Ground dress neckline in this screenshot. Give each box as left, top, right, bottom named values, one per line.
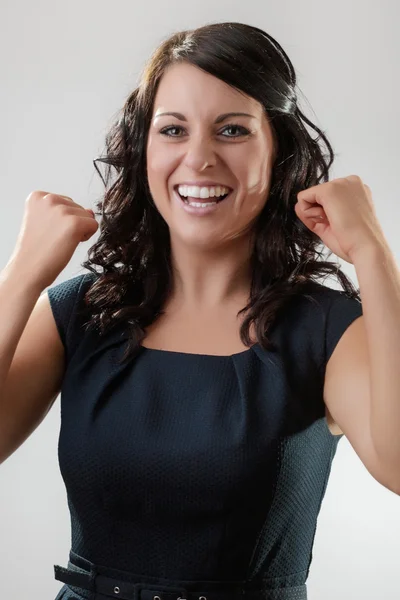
left=139, top=343, right=259, bottom=358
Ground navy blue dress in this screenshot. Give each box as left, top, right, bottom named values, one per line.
left=47, top=271, right=363, bottom=600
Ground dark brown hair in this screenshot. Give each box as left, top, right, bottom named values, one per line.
left=81, top=21, right=360, bottom=363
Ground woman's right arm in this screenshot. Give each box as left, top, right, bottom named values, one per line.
left=0, top=190, right=98, bottom=465
left=0, top=263, right=65, bottom=465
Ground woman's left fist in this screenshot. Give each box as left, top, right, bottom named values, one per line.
left=294, top=174, right=387, bottom=263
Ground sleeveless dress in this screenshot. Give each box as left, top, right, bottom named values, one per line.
left=47, top=271, right=363, bottom=600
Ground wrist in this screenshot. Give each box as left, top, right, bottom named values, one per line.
left=1, top=258, right=46, bottom=297
left=349, top=238, right=391, bottom=266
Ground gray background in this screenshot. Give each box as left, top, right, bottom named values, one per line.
left=0, top=0, right=399, bottom=598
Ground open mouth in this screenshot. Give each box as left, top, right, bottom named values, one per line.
left=174, top=186, right=232, bottom=204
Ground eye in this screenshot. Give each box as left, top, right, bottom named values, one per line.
left=159, top=125, right=183, bottom=137
left=159, top=123, right=251, bottom=138
left=220, top=124, right=251, bottom=137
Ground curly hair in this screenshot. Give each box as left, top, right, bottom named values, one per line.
left=81, top=21, right=360, bottom=364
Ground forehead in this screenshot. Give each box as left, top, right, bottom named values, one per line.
left=152, top=62, right=262, bottom=118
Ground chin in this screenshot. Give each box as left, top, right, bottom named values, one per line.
left=171, top=230, right=224, bottom=251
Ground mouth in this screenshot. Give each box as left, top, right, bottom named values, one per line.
left=173, top=185, right=232, bottom=204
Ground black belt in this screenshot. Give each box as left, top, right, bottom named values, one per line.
left=54, top=556, right=307, bottom=600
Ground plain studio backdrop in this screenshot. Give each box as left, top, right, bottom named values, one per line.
left=0, top=1, right=399, bottom=599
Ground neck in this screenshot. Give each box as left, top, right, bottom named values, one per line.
left=167, top=234, right=254, bottom=311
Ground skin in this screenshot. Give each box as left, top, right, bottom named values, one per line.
left=146, top=62, right=277, bottom=311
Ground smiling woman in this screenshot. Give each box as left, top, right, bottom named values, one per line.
left=85, top=23, right=360, bottom=364
left=44, top=21, right=366, bottom=600
left=145, top=62, right=277, bottom=242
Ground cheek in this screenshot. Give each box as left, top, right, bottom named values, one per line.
left=147, top=153, right=168, bottom=181
left=146, top=139, right=175, bottom=191
left=245, top=144, right=274, bottom=199
left=236, top=163, right=271, bottom=207
left=146, top=164, right=171, bottom=208
left=231, top=139, right=272, bottom=188
left=146, top=150, right=177, bottom=218
left=229, top=160, right=272, bottom=220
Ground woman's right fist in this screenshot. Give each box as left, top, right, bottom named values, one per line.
left=7, top=191, right=99, bottom=291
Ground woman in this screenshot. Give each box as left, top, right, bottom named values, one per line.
left=1, top=22, right=399, bottom=600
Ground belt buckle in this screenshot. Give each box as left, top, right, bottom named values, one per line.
left=133, top=581, right=190, bottom=600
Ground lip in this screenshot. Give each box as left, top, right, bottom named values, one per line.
left=173, top=188, right=232, bottom=216
left=174, top=181, right=233, bottom=191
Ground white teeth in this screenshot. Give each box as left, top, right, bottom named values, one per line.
left=177, top=184, right=230, bottom=199
left=186, top=201, right=217, bottom=208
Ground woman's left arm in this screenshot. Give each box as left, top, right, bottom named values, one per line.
left=296, top=175, right=400, bottom=494
left=351, top=241, right=400, bottom=481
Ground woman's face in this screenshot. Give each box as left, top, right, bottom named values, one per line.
left=146, top=62, right=277, bottom=250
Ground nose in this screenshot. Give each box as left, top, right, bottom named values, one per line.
left=182, top=137, right=217, bottom=171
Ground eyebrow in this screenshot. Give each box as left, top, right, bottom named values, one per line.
left=154, top=111, right=256, bottom=123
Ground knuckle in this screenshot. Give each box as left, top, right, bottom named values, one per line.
left=26, top=190, right=45, bottom=204
left=65, top=216, right=80, bottom=233
left=46, top=193, right=61, bottom=205
left=55, top=202, right=69, bottom=216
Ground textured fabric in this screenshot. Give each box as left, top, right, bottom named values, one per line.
left=47, top=272, right=363, bottom=600
left=53, top=550, right=308, bottom=600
